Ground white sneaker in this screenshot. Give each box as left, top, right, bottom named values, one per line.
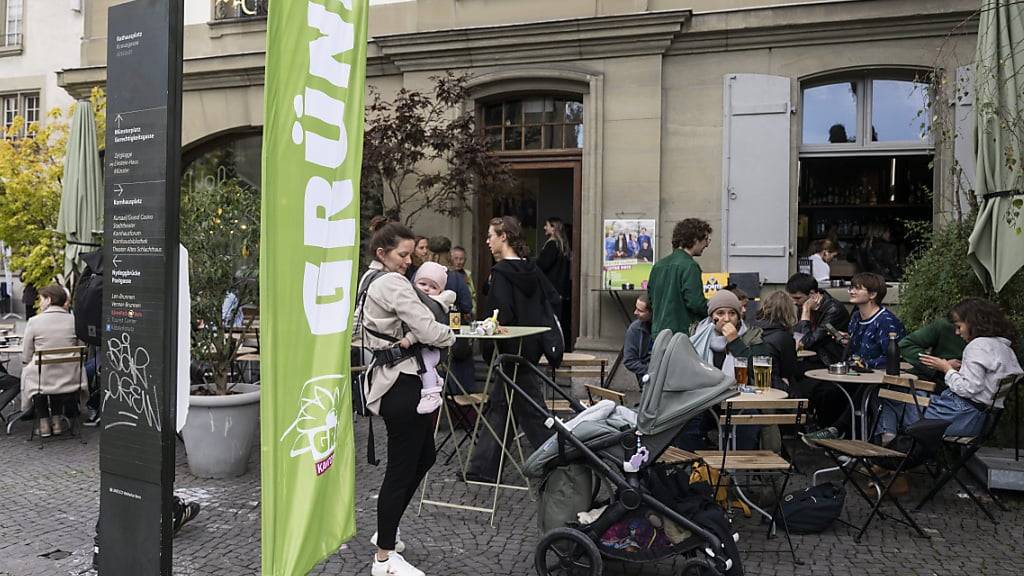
left=370, top=552, right=424, bottom=576
left=370, top=529, right=406, bottom=553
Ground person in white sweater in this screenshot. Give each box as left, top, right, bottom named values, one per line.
left=914, top=298, right=1023, bottom=437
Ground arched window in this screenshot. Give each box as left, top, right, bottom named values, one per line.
left=797, top=72, right=933, bottom=281
left=182, top=131, right=262, bottom=196
left=480, top=96, right=583, bottom=151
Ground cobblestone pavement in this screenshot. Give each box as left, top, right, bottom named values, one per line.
left=1, top=406, right=1022, bottom=576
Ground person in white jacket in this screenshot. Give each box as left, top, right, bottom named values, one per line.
left=901, top=298, right=1022, bottom=438
left=358, top=220, right=455, bottom=576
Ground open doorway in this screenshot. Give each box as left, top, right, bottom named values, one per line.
left=477, top=162, right=582, bottom=349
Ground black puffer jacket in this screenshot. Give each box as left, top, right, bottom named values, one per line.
left=482, top=259, right=562, bottom=362
left=794, top=291, right=850, bottom=365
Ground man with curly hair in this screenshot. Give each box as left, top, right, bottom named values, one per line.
left=648, top=218, right=712, bottom=335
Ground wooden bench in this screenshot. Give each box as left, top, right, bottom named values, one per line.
left=540, top=352, right=608, bottom=387
left=584, top=384, right=625, bottom=405
left=656, top=446, right=701, bottom=466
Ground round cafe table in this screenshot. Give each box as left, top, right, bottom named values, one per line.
left=724, top=386, right=789, bottom=405
left=805, top=368, right=918, bottom=441
left=797, top=350, right=817, bottom=359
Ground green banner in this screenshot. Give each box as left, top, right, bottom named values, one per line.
left=260, top=0, right=367, bottom=574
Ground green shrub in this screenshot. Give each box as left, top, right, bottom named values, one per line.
left=900, top=211, right=1024, bottom=448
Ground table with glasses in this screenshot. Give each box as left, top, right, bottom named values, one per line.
left=418, top=325, right=549, bottom=526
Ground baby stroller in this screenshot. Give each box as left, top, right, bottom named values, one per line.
left=496, top=330, right=743, bottom=576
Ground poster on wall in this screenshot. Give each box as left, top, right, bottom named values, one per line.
left=602, top=219, right=656, bottom=289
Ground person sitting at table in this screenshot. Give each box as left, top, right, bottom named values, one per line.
left=899, top=316, right=965, bottom=383
left=802, top=272, right=906, bottom=444
left=20, top=284, right=87, bottom=438
left=467, top=216, right=562, bottom=484
left=877, top=298, right=1022, bottom=443
left=786, top=273, right=849, bottom=366
left=623, top=294, right=653, bottom=387
left=808, top=239, right=838, bottom=288
left=723, top=284, right=748, bottom=319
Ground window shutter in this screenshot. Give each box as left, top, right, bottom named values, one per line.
left=722, top=74, right=793, bottom=283
left=953, top=65, right=975, bottom=214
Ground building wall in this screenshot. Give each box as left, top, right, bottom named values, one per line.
left=61, top=0, right=981, bottom=353
left=0, top=0, right=84, bottom=118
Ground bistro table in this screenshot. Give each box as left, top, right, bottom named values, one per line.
left=418, top=325, right=549, bottom=527
left=591, top=288, right=645, bottom=383
left=805, top=368, right=919, bottom=451
left=797, top=349, right=817, bottom=359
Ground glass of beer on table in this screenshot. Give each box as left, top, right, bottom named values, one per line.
left=733, top=357, right=749, bottom=385
left=753, top=356, right=773, bottom=390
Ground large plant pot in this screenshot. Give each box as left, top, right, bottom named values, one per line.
left=181, top=383, right=261, bottom=478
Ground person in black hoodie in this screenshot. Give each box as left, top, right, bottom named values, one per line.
left=467, top=216, right=561, bottom=483
left=785, top=272, right=852, bottom=433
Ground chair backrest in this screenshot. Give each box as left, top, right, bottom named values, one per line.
left=584, top=383, right=625, bottom=405
left=36, top=346, right=87, bottom=367
left=718, top=398, right=809, bottom=426
left=878, top=375, right=936, bottom=408
left=0, top=321, right=16, bottom=332
left=992, top=374, right=1021, bottom=410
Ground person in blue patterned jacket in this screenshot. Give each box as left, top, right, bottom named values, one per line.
left=803, top=272, right=906, bottom=444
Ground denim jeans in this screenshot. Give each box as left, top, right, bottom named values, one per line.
left=878, top=389, right=985, bottom=439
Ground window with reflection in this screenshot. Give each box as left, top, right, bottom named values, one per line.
left=871, top=79, right=929, bottom=142
left=481, top=96, right=583, bottom=152
left=182, top=132, right=262, bottom=196
left=213, top=0, right=268, bottom=21
left=802, top=82, right=858, bottom=144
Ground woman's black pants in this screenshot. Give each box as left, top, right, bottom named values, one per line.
left=376, top=374, right=436, bottom=551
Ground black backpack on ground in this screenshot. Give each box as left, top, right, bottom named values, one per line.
left=74, top=251, right=104, bottom=346
left=778, top=481, right=845, bottom=534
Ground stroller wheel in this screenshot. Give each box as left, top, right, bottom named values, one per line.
left=534, top=527, right=602, bottom=576
left=679, top=556, right=722, bottom=576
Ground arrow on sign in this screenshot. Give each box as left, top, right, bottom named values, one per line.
left=112, top=255, right=122, bottom=268
left=114, top=184, right=124, bottom=197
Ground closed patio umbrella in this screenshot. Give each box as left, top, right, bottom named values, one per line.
left=968, top=0, right=1024, bottom=292
left=57, top=101, right=104, bottom=278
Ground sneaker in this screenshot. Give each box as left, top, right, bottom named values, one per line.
left=371, top=552, right=424, bottom=576
left=38, top=418, right=52, bottom=438
left=801, top=426, right=841, bottom=447
left=83, top=409, right=101, bottom=427
left=172, top=500, right=201, bottom=535
left=370, top=529, right=406, bottom=553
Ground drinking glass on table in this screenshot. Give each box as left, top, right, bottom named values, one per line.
left=733, top=357, right=749, bottom=385
left=753, top=356, right=772, bottom=390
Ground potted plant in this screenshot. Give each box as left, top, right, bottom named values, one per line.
left=179, top=175, right=261, bottom=478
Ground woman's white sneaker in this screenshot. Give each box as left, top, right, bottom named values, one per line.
left=370, top=552, right=424, bottom=576
left=369, top=529, right=406, bottom=553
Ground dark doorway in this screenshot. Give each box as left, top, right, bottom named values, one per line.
left=477, top=162, right=582, bottom=348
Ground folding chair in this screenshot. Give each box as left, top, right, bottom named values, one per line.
left=29, top=346, right=87, bottom=447
left=808, top=375, right=944, bottom=542
left=583, top=383, right=625, bottom=406
left=915, top=375, right=1022, bottom=523
left=696, top=398, right=808, bottom=564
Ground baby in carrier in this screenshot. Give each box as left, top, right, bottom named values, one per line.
left=397, top=261, right=456, bottom=414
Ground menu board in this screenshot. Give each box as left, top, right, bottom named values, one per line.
left=98, top=1, right=182, bottom=574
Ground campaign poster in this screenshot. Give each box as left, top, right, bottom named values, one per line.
left=602, top=219, right=656, bottom=289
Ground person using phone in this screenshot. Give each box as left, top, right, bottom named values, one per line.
left=786, top=273, right=849, bottom=366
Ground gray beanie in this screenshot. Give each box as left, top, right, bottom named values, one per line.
left=707, top=289, right=741, bottom=316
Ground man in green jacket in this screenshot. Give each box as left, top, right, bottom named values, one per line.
left=899, top=317, right=965, bottom=382
left=648, top=218, right=713, bottom=335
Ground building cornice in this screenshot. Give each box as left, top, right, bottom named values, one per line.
left=671, top=7, right=978, bottom=55
left=372, top=10, right=692, bottom=72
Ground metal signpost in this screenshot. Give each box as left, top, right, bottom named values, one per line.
left=98, top=1, right=182, bottom=573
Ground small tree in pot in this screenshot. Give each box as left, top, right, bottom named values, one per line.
left=179, top=175, right=261, bottom=478
left=181, top=176, right=260, bottom=393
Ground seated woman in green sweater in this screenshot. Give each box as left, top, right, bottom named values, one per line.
left=899, top=317, right=966, bottom=383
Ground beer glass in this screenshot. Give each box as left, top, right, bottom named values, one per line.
left=753, top=356, right=773, bottom=390
left=733, top=357, right=749, bottom=385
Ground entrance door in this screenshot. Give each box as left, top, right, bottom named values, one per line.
left=476, top=161, right=582, bottom=348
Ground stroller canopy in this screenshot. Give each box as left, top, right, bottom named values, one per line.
left=637, top=330, right=737, bottom=436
